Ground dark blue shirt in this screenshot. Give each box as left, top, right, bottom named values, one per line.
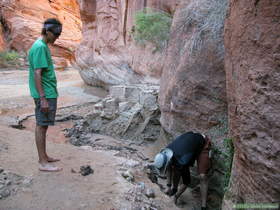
left=167, top=131, right=205, bottom=167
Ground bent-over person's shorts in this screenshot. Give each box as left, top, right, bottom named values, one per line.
left=197, top=150, right=211, bottom=174
left=34, top=98, right=57, bottom=126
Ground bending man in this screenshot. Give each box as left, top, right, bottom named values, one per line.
left=153, top=131, right=211, bottom=210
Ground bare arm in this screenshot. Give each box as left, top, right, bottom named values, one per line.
left=173, top=168, right=188, bottom=204
left=164, top=165, right=172, bottom=195
left=167, top=165, right=172, bottom=186
left=34, top=69, right=48, bottom=112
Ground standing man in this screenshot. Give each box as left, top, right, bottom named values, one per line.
left=28, top=18, right=62, bottom=172
left=153, top=131, right=211, bottom=210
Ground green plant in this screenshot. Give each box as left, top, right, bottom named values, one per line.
left=208, top=114, right=228, bottom=139
left=0, top=50, right=19, bottom=61
left=133, top=8, right=172, bottom=51
left=0, top=50, right=20, bottom=66
left=210, top=138, right=234, bottom=194
left=222, top=138, right=234, bottom=193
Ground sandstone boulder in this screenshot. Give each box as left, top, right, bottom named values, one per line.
left=159, top=0, right=228, bottom=139
left=75, top=0, right=179, bottom=88
left=0, top=0, right=82, bottom=70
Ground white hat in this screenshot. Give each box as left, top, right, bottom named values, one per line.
left=153, top=148, right=173, bottom=175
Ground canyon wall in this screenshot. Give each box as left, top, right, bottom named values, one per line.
left=223, top=0, right=280, bottom=208
left=159, top=0, right=228, bottom=138
left=158, top=1, right=229, bottom=206
left=0, top=26, right=5, bottom=51
left=75, top=0, right=178, bottom=88
left=0, top=0, right=82, bottom=69
left=1, top=0, right=279, bottom=208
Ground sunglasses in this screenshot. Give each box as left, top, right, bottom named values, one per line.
left=49, top=26, right=62, bottom=37
left=51, top=31, right=61, bottom=37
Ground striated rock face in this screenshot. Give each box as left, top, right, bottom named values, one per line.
left=0, top=0, right=82, bottom=69
left=0, top=26, right=6, bottom=51
left=76, top=0, right=178, bottom=88
left=159, top=0, right=228, bottom=138
left=223, top=0, right=280, bottom=207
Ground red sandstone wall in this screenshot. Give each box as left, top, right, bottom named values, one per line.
left=75, top=0, right=179, bottom=87
left=159, top=0, right=227, bottom=137
left=0, top=0, right=82, bottom=69
left=0, top=26, right=6, bottom=51
left=223, top=0, right=280, bottom=208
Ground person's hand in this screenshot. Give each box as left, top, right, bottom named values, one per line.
left=169, top=188, right=177, bottom=196
left=40, top=97, right=49, bottom=113
left=164, top=187, right=171, bottom=195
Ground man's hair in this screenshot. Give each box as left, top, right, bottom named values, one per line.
left=41, top=18, right=62, bottom=35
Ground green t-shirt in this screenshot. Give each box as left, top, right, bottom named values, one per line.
left=28, top=39, right=58, bottom=98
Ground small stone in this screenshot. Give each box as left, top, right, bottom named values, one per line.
left=121, top=170, right=134, bottom=182
left=94, top=102, right=103, bottom=110
left=22, top=177, right=33, bottom=186
left=80, top=203, right=88, bottom=208
left=126, top=176, right=134, bottom=182
left=0, top=168, right=4, bottom=173
left=118, top=102, right=133, bottom=113
left=71, top=168, right=77, bottom=173
left=137, top=182, right=145, bottom=192
left=122, top=159, right=140, bottom=168
left=12, top=187, right=19, bottom=193
left=0, top=189, right=10, bottom=198
left=145, top=188, right=155, bottom=198
left=5, top=180, right=11, bottom=186
left=134, top=194, right=143, bottom=202
left=22, top=187, right=32, bottom=193
left=80, top=165, right=94, bottom=176
left=79, top=146, right=92, bottom=151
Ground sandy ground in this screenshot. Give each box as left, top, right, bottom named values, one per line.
left=0, top=125, right=133, bottom=210
left=0, top=68, right=190, bottom=210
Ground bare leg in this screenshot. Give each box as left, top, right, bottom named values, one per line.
left=172, top=168, right=181, bottom=190
left=35, top=125, right=61, bottom=172
left=35, top=125, right=48, bottom=163
left=173, top=167, right=190, bottom=204
left=199, top=173, right=208, bottom=208
left=171, top=168, right=181, bottom=204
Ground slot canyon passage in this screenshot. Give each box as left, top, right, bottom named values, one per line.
left=0, top=0, right=279, bottom=210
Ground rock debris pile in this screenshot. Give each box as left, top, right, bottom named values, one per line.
left=0, top=168, right=32, bottom=199
left=66, top=85, right=161, bottom=146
